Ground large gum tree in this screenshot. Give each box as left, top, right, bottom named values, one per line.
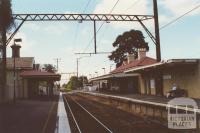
left=108, top=29, right=149, bottom=68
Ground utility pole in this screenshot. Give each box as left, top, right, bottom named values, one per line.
left=153, top=0, right=161, bottom=62
left=1, top=28, right=7, bottom=101
left=54, top=58, right=61, bottom=72
left=94, top=21, right=97, bottom=54
left=110, top=64, right=114, bottom=72
left=76, top=56, right=91, bottom=78
left=77, top=58, right=79, bottom=77
left=153, top=0, right=163, bottom=96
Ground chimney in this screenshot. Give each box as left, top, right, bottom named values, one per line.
left=127, top=54, right=135, bottom=64
left=11, top=44, right=21, bottom=58
left=138, top=48, right=146, bottom=60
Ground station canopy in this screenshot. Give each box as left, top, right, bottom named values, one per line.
left=20, top=70, right=61, bottom=81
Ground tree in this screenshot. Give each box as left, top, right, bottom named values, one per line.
left=43, top=64, right=56, bottom=73
left=108, top=29, right=149, bottom=67
left=0, top=0, right=14, bottom=101
left=78, top=76, right=88, bottom=86
left=0, top=0, right=14, bottom=31
left=66, top=76, right=80, bottom=90
left=64, top=76, right=88, bottom=91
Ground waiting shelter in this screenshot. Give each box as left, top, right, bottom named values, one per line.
left=20, top=70, right=61, bottom=98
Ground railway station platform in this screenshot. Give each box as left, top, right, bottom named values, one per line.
left=79, top=91, right=200, bottom=132
left=0, top=93, right=71, bottom=133
left=88, top=91, right=200, bottom=106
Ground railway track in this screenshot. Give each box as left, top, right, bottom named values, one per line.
left=63, top=94, right=113, bottom=133
left=63, top=93, right=182, bottom=133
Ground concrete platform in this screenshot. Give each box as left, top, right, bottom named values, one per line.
left=0, top=96, right=59, bottom=133
left=56, top=92, right=71, bottom=133
left=89, top=91, right=200, bottom=107
left=80, top=91, right=200, bottom=131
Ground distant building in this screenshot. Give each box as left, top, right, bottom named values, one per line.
left=90, top=49, right=200, bottom=99
left=90, top=48, right=157, bottom=93
left=125, top=59, right=200, bottom=98
left=1, top=43, right=61, bottom=102
left=5, top=44, right=34, bottom=101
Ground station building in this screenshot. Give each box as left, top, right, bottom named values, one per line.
left=1, top=43, right=61, bottom=102
left=90, top=49, right=200, bottom=99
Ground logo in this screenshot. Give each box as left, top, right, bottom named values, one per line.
left=167, top=97, right=198, bottom=129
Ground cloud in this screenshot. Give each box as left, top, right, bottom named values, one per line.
left=6, top=31, right=36, bottom=57
left=93, top=0, right=149, bottom=30
left=93, top=0, right=148, bottom=14
left=23, top=23, right=40, bottom=31
left=43, top=24, right=68, bottom=35
left=161, top=0, right=200, bottom=16
left=93, top=0, right=200, bottom=31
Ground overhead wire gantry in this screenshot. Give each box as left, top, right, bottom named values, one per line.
left=7, top=12, right=160, bottom=60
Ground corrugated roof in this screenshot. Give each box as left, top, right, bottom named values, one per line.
left=6, top=57, right=34, bottom=70
left=111, top=57, right=157, bottom=74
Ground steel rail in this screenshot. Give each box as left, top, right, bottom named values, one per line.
left=69, top=95, right=113, bottom=133
left=63, top=96, right=82, bottom=133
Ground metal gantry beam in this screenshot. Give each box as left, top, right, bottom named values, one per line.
left=13, top=14, right=154, bottom=22
left=9, top=13, right=159, bottom=57
left=9, top=13, right=154, bottom=55
left=6, top=16, right=28, bottom=46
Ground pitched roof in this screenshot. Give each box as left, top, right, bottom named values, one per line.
left=125, top=59, right=199, bottom=73
left=111, top=57, right=157, bottom=74
left=6, top=57, right=34, bottom=70
left=20, top=70, right=61, bottom=81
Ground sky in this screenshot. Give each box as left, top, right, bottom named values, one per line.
left=8, top=0, right=200, bottom=84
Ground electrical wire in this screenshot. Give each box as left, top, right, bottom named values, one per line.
left=72, top=0, right=92, bottom=53
left=143, top=2, right=200, bottom=40
left=85, top=1, right=200, bottom=77
left=160, top=2, right=200, bottom=30
left=82, top=0, right=120, bottom=53
left=125, top=0, right=140, bottom=11
left=95, top=0, right=141, bottom=52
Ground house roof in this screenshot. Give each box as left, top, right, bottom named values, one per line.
left=111, top=57, right=157, bottom=74
left=125, top=59, right=199, bottom=73
left=6, top=57, right=34, bottom=70
left=20, top=70, right=61, bottom=81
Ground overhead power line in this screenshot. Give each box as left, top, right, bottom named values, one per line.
left=72, top=0, right=92, bottom=53
left=160, top=2, right=200, bottom=30
left=144, top=2, right=200, bottom=40
left=97, top=0, right=140, bottom=51
left=125, top=0, right=140, bottom=11
left=82, top=0, right=120, bottom=53
left=82, top=0, right=92, bottom=13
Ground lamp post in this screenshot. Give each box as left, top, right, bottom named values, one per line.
left=102, top=67, right=105, bottom=75
left=13, top=38, right=22, bottom=103
left=110, top=64, right=114, bottom=72
left=95, top=71, right=98, bottom=77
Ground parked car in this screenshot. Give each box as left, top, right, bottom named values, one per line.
left=166, top=89, right=187, bottom=98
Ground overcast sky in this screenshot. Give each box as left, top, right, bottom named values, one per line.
left=9, top=0, right=200, bottom=83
